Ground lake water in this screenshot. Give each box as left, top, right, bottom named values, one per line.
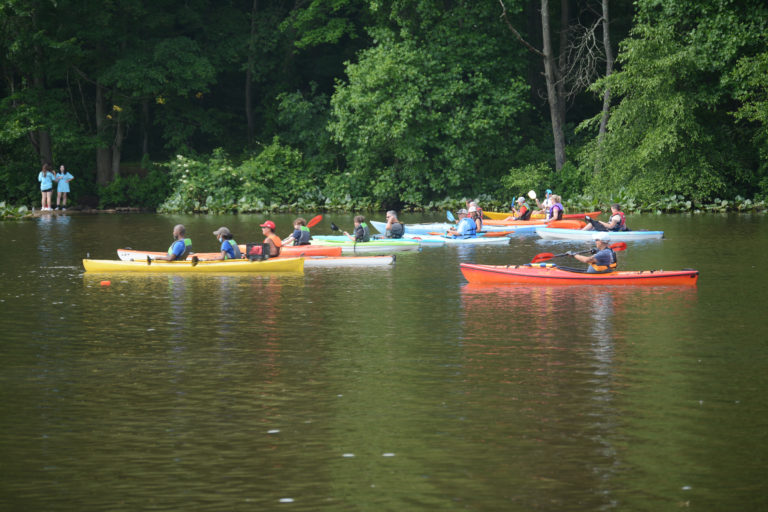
left=1, top=212, right=767, bottom=511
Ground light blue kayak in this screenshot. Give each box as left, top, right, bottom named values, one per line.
left=369, top=220, right=535, bottom=236
left=535, top=227, right=664, bottom=241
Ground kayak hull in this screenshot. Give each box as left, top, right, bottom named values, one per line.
left=483, top=210, right=600, bottom=221
left=117, top=246, right=341, bottom=262
left=84, top=257, right=304, bottom=273
left=309, top=239, right=421, bottom=254
left=460, top=263, right=698, bottom=285
left=483, top=212, right=601, bottom=226
left=368, top=220, right=528, bottom=236
left=304, top=255, right=395, bottom=267
left=536, top=227, right=664, bottom=241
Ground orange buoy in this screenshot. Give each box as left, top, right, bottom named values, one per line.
left=100, top=280, right=111, bottom=287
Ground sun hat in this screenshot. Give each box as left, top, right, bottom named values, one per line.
left=517, top=196, right=525, bottom=203
left=468, top=205, right=477, bottom=212
left=260, top=220, right=276, bottom=230
left=458, top=208, right=468, bottom=214
left=212, top=227, right=231, bottom=237
left=592, top=232, right=611, bottom=242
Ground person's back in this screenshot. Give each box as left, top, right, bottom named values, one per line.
left=354, top=222, right=371, bottom=242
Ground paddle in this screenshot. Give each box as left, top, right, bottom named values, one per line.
left=447, top=210, right=455, bottom=222
left=531, top=242, right=627, bottom=263
left=528, top=190, right=536, bottom=200
left=427, top=230, right=514, bottom=237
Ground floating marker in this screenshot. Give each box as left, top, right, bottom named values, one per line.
left=268, top=429, right=280, bottom=434
left=279, top=498, right=294, bottom=503
left=100, top=280, right=111, bottom=287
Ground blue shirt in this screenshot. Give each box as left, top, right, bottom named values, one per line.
left=454, top=217, right=477, bottom=237
left=220, top=239, right=236, bottom=259
left=170, top=240, right=187, bottom=258
left=39, top=172, right=55, bottom=190
left=587, top=248, right=616, bottom=273
left=56, top=172, right=74, bottom=193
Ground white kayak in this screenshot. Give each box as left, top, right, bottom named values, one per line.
left=535, top=227, right=664, bottom=241
left=312, top=234, right=445, bottom=246
left=309, top=239, right=421, bottom=254
left=368, top=220, right=534, bottom=236
left=406, top=234, right=511, bottom=245
left=304, top=255, right=395, bottom=267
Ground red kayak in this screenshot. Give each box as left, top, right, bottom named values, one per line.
left=460, top=263, right=699, bottom=286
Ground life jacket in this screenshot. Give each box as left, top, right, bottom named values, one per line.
left=168, top=238, right=192, bottom=260
left=295, top=226, right=311, bottom=245
left=264, top=233, right=282, bottom=256
left=549, top=203, right=564, bottom=221
left=516, top=204, right=532, bottom=220
left=589, top=248, right=617, bottom=272
left=609, top=211, right=628, bottom=231
left=355, top=223, right=371, bottom=242
left=225, top=239, right=242, bottom=259
left=388, top=222, right=404, bottom=239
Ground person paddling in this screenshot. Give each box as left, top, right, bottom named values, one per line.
left=570, top=232, right=617, bottom=273
left=213, top=227, right=242, bottom=260
left=505, top=196, right=532, bottom=221
left=284, top=217, right=312, bottom=246
left=155, top=224, right=192, bottom=261
left=343, top=215, right=371, bottom=242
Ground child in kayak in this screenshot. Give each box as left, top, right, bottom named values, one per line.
left=344, top=216, right=371, bottom=242
left=213, top=227, right=242, bottom=260
left=284, top=217, right=311, bottom=245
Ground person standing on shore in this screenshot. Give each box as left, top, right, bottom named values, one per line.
left=38, top=163, right=55, bottom=211
left=55, top=165, right=74, bottom=210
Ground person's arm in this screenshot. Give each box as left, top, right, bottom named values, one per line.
left=573, top=253, right=596, bottom=264
left=603, top=214, right=620, bottom=230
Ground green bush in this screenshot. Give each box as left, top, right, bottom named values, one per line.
left=98, top=169, right=171, bottom=209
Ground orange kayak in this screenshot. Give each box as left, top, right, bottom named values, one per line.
left=483, top=211, right=601, bottom=226
left=117, top=245, right=341, bottom=262
left=460, top=263, right=699, bottom=286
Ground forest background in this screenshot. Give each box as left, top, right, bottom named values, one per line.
left=1, top=0, right=767, bottom=214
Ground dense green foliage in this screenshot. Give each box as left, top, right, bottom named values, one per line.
left=1, top=0, right=766, bottom=212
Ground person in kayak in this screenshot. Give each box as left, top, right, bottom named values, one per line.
left=546, top=194, right=565, bottom=221
left=261, top=220, right=282, bottom=257
left=156, top=224, right=192, bottom=261
left=505, top=196, right=532, bottom=221
left=384, top=211, right=405, bottom=239
left=581, top=203, right=628, bottom=232
left=213, top=227, right=242, bottom=260
left=447, top=209, right=477, bottom=238
left=344, top=215, right=371, bottom=242
left=532, top=188, right=553, bottom=216
left=570, top=232, right=617, bottom=273
left=468, top=204, right=483, bottom=232
left=284, top=217, right=311, bottom=245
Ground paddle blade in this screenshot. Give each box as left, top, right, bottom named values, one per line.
left=330, top=222, right=340, bottom=232
left=531, top=252, right=554, bottom=263
left=611, top=242, right=627, bottom=252
left=528, top=190, right=536, bottom=200
left=307, top=214, right=323, bottom=228
left=191, top=256, right=199, bottom=267
left=447, top=211, right=455, bottom=222
left=146, top=255, right=152, bottom=265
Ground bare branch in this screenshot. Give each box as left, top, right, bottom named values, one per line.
left=499, top=0, right=545, bottom=58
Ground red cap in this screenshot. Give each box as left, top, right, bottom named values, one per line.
left=260, top=220, right=276, bottom=230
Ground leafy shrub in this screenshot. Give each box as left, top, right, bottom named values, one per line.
left=99, top=169, right=171, bottom=209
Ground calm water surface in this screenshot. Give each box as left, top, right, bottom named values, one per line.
left=1, top=212, right=767, bottom=511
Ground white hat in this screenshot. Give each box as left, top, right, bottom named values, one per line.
left=592, top=232, right=611, bottom=242
left=517, top=196, right=525, bottom=203
left=468, top=206, right=477, bottom=212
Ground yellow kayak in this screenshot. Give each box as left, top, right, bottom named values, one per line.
left=83, top=257, right=304, bottom=273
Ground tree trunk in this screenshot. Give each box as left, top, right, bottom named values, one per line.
left=95, top=84, right=112, bottom=186
left=541, top=0, right=567, bottom=171
left=595, top=0, right=614, bottom=174
left=556, top=0, right=569, bottom=135
left=111, top=118, right=123, bottom=180
left=598, top=0, right=613, bottom=140
left=32, top=68, right=53, bottom=165
left=245, top=0, right=259, bottom=144
left=142, top=100, right=150, bottom=157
